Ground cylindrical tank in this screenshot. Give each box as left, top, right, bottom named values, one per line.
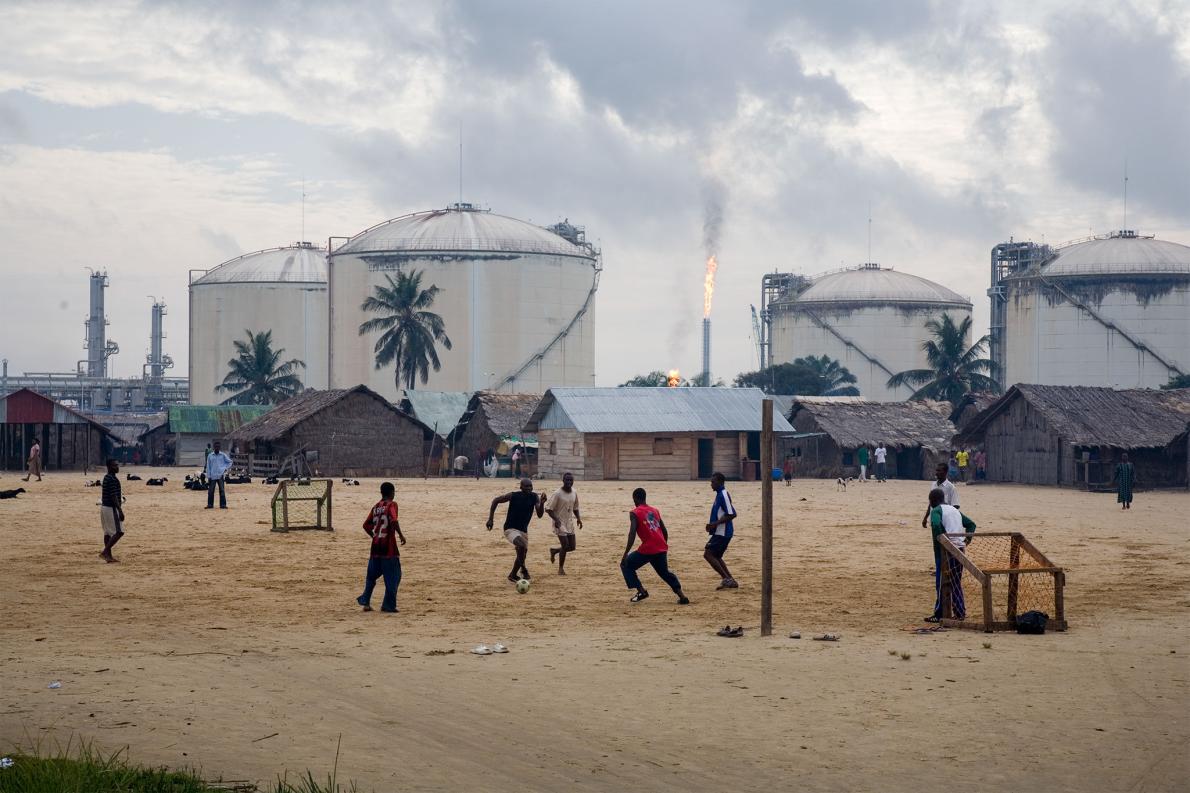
left=328, top=204, right=600, bottom=399
left=1001, top=231, right=1190, bottom=389
left=188, top=242, right=328, bottom=405
left=768, top=263, right=972, bottom=400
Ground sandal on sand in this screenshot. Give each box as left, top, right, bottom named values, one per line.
left=471, top=645, right=493, bottom=655
left=492, top=643, right=509, bottom=653
left=813, top=634, right=840, bottom=641
left=716, top=625, right=734, bottom=637
left=729, top=626, right=744, bottom=637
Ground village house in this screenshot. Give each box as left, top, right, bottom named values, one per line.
left=452, top=392, right=542, bottom=477
left=526, top=387, right=793, bottom=481
left=0, top=388, right=115, bottom=471
left=786, top=396, right=955, bottom=479
left=139, top=404, right=271, bottom=467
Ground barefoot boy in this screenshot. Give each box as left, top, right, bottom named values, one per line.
left=99, top=459, right=125, bottom=562
left=487, top=478, right=544, bottom=583
left=357, top=481, right=405, bottom=613
left=546, top=472, right=582, bottom=574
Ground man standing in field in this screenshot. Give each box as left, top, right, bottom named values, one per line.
left=921, top=462, right=959, bottom=528
left=924, top=486, right=976, bottom=622
left=956, top=447, right=970, bottom=482
left=704, top=472, right=738, bottom=589
left=620, top=487, right=691, bottom=605
left=22, top=439, right=42, bottom=482
left=204, top=440, right=233, bottom=509
left=487, top=478, right=544, bottom=583
left=99, top=458, right=126, bottom=563
left=546, top=472, right=582, bottom=575
left=874, top=443, right=888, bottom=482
left=358, top=481, right=405, bottom=613
left=857, top=444, right=869, bottom=482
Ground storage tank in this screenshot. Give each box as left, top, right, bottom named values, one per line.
left=188, top=242, right=328, bottom=405
left=768, top=263, right=973, bottom=400
left=328, top=203, right=600, bottom=399
left=997, top=230, right=1190, bottom=389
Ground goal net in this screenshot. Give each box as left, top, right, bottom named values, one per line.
left=937, top=532, right=1066, bottom=632
left=271, top=479, right=334, bottom=532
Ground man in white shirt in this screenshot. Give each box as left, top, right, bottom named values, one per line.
left=204, top=440, right=233, bottom=509
left=921, top=462, right=958, bottom=528
left=874, top=443, right=888, bottom=482
left=925, top=487, right=976, bottom=621
left=546, top=472, right=582, bottom=574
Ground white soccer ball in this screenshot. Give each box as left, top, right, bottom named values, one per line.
left=516, top=578, right=531, bottom=594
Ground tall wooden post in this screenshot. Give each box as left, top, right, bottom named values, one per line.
left=761, top=398, right=774, bottom=636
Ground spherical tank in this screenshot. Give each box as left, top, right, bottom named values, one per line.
left=188, top=243, right=329, bottom=404
left=768, top=264, right=972, bottom=400
left=1002, top=231, right=1190, bottom=389
left=328, top=204, right=600, bottom=400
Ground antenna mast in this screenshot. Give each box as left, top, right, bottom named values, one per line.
left=1123, top=160, right=1129, bottom=230
left=301, top=176, right=306, bottom=241
left=867, top=201, right=872, bottom=263
left=458, top=125, right=463, bottom=205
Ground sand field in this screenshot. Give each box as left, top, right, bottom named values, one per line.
left=1, top=470, right=1188, bottom=791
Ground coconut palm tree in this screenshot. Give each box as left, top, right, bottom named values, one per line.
left=886, top=313, right=999, bottom=405
left=793, top=355, right=861, bottom=396
left=358, top=270, right=453, bottom=390
left=216, top=329, right=306, bottom=405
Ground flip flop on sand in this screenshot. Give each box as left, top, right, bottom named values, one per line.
left=471, top=645, right=493, bottom=655
left=492, top=644, right=509, bottom=653
left=716, top=625, right=734, bottom=637
left=813, top=634, right=840, bottom=641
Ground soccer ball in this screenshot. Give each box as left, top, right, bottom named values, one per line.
left=516, top=578, right=531, bottom=594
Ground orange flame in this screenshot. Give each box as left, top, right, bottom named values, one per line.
left=703, top=254, right=717, bottom=318
left=666, top=369, right=681, bottom=387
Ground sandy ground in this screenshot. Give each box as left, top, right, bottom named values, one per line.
left=1, top=470, right=1188, bottom=792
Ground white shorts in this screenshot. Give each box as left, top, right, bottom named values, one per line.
left=504, top=529, right=527, bottom=546
left=100, top=506, right=123, bottom=537
left=553, top=523, right=576, bottom=538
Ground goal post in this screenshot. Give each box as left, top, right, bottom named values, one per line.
left=271, top=479, right=334, bottom=532
left=937, top=531, right=1066, bottom=632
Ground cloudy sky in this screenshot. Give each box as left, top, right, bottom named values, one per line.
left=1, top=0, right=1187, bottom=386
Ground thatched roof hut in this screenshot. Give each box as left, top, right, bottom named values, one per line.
left=452, top=392, right=542, bottom=474
left=956, top=384, right=1190, bottom=488
left=226, top=386, right=436, bottom=477
left=786, top=396, right=956, bottom=479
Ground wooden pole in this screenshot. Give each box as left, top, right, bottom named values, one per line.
left=761, top=398, right=773, bottom=636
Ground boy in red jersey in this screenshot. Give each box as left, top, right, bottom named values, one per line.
left=357, top=481, right=405, bottom=613
left=620, top=487, right=690, bottom=605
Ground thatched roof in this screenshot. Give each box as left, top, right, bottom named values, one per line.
left=958, top=384, right=1190, bottom=449
left=226, top=386, right=432, bottom=443
left=458, top=392, right=542, bottom=437
left=789, top=396, right=956, bottom=450
left=949, top=392, right=999, bottom=431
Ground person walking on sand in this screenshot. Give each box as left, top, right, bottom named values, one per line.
left=956, top=447, right=970, bottom=482
left=357, top=481, right=405, bottom=613
left=874, top=442, right=888, bottom=482
left=924, top=487, right=977, bottom=622
left=22, top=439, right=42, bottom=482
left=546, top=472, right=582, bottom=575
left=857, top=444, right=869, bottom=482
left=1115, top=453, right=1135, bottom=510
left=487, top=478, right=544, bottom=583
left=921, top=462, right=959, bottom=529
left=782, top=455, right=795, bottom=486
left=704, top=472, right=738, bottom=589
left=99, top=458, right=126, bottom=563
left=204, top=440, right=233, bottom=509
left=620, top=487, right=690, bottom=605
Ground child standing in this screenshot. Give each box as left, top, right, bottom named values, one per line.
left=358, top=481, right=405, bottom=613
left=99, top=458, right=126, bottom=562
left=924, top=487, right=976, bottom=622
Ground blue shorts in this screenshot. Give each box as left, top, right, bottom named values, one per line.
left=705, top=534, right=732, bottom=558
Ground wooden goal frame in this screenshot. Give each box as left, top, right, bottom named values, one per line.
left=270, top=478, right=334, bottom=532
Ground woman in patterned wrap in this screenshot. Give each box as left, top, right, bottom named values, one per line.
left=1114, top=452, right=1135, bottom=510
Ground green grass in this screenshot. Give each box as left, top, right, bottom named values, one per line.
left=0, top=740, right=359, bottom=792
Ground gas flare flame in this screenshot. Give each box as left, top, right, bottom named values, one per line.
left=666, top=369, right=681, bottom=387
left=703, top=254, right=718, bottom=318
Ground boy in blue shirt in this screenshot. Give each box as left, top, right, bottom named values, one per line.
left=704, top=472, right=739, bottom=589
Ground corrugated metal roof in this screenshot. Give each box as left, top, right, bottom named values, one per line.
left=191, top=244, right=327, bottom=285
left=335, top=207, right=595, bottom=259
left=526, top=388, right=794, bottom=434
left=167, top=404, right=272, bottom=434
left=399, top=390, right=473, bottom=436
left=777, top=265, right=970, bottom=307
left=0, top=388, right=115, bottom=435
left=1041, top=234, right=1190, bottom=278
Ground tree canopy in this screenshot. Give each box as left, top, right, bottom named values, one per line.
left=216, top=329, right=305, bottom=405
left=886, top=312, right=999, bottom=406
left=734, top=356, right=860, bottom=396
left=358, top=269, right=452, bottom=390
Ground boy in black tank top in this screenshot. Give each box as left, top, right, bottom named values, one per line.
left=487, top=478, right=545, bottom=583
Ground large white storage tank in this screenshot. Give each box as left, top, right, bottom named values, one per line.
left=188, top=243, right=329, bottom=405
left=1000, top=231, right=1190, bottom=388
left=768, top=263, right=973, bottom=400
left=328, top=203, right=600, bottom=400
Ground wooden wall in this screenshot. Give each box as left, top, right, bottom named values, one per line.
left=713, top=433, right=741, bottom=477
left=982, top=398, right=1064, bottom=485
left=1, top=423, right=107, bottom=471
left=537, top=428, right=587, bottom=479
left=282, top=391, right=429, bottom=477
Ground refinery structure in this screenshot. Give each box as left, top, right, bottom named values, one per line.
left=761, top=263, right=974, bottom=400
left=989, top=230, right=1189, bottom=390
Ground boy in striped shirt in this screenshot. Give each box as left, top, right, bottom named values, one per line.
left=99, top=459, right=126, bottom=563
left=704, top=472, right=738, bottom=589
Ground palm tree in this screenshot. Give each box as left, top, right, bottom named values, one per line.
left=358, top=270, right=452, bottom=390
left=886, top=313, right=999, bottom=405
left=216, top=329, right=306, bottom=405
left=794, top=355, right=861, bottom=396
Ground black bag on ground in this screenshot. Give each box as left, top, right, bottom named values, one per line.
left=1016, top=610, right=1049, bottom=634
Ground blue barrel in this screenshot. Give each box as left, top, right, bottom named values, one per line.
left=771, top=467, right=783, bottom=481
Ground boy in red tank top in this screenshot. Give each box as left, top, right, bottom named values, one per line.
left=619, top=487, right=690, bottom=605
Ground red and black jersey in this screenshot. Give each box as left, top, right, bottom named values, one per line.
left=363, top=499, right=400, bottom=557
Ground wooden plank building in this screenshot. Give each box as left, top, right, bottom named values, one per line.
left=956, top=384, right=1190, bottom=488
left=226, top=385, right=437, bottom=477
left=0, top=388, right=114, bottom=471
left=526, top=388, right=794, bottom=481
left=141, top=404, right=271, bottom=467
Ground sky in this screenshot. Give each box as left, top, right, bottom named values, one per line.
left=1, top=0, right=1187, bottom=386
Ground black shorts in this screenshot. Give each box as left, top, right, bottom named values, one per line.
left=705, top=534, right=732, bottom=558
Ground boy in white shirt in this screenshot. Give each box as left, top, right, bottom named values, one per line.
left=924, top=487, right=976, bottom=622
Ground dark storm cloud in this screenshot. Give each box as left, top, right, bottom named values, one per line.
left=1038, top=8, right=1190, bottom=219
